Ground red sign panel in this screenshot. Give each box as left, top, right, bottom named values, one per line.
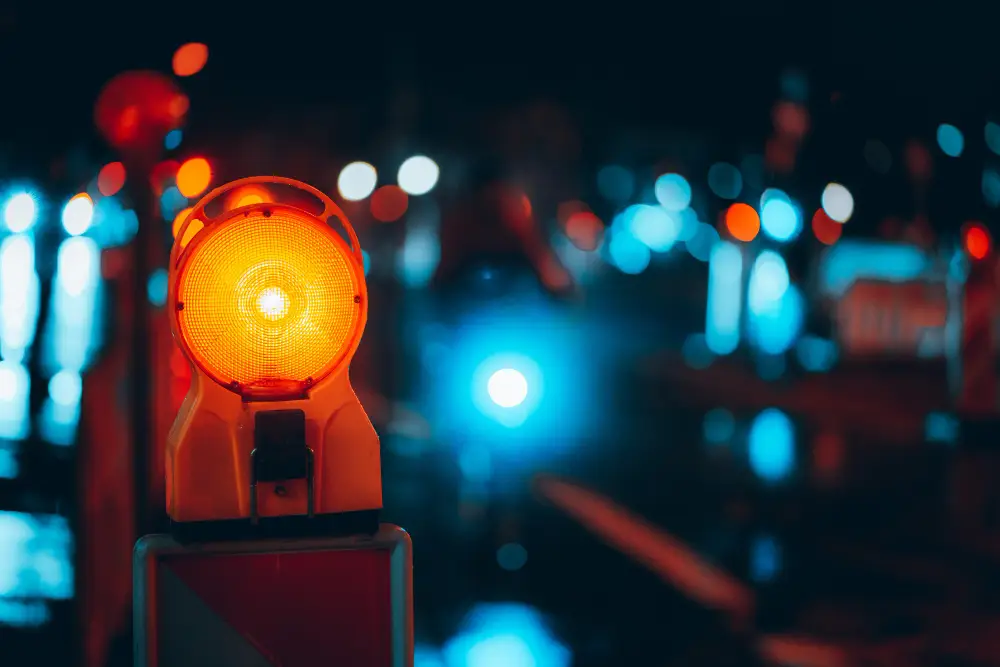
left=835, top=280, right=948, bottom=357
left=134, top=525, right=413, bottom=667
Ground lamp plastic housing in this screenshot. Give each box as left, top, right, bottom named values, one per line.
left=166, top=176, right=381, bottom=524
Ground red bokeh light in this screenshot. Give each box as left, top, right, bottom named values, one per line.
left=811, top=209, right=842, bottom=245
left=565, top=211, right=604, bottom=251
left=94, top=71, right=186, bottom=155
left=97, top=162, right=127, bottom=197
left=370, top=185, right=408, bottom=222
left=964, top=222, right=992, bottom=260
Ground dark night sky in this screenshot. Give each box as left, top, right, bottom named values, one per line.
left=2, top=3, right=1000, bottom=236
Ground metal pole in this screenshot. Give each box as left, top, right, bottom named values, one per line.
left=127, top=159, right=155, bottom=538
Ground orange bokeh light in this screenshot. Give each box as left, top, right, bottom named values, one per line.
left=964, top=222, right=992, bottom=260
left=724, top=203, right=760, bottom=242
left=172, top=43, right=209, bottom=77
left=370, top=185, right=408, bottom=222
left=176, top=158, right=212, bottom=198
left=811, top=209, right=842, bottom=245
left=97, top=162, right=127, bottom=196
left=172, top=207, right=204, bottom=248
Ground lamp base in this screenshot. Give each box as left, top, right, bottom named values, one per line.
left=169, top=509, right=380, bottom=543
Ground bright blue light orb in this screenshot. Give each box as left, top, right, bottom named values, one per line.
left=488, top=368, right=528, bottom=408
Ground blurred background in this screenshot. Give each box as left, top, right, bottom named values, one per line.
left=5, top=5, right=1000, bottom=666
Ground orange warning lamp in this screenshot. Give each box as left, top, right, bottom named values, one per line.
left=166, top=176, right=380, bottom=528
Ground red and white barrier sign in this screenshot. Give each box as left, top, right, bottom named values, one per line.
left=835, top=280, right=948, bottom=357
left=958, top=260, right=999, bottom=415
left=134, top=525, right=413, bottom=667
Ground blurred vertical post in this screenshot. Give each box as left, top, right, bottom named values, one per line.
left=950, top=250, right=1000, bottom=530
left=94, top=71, right=187, bottom=535
left=126, top=161, right=154, bottom=536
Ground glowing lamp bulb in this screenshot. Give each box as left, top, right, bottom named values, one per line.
left=257, top=287, right=289, bottom=321
left=487, top=368, right=528, bottom=408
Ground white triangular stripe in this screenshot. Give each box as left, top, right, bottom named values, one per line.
left=157, top=566, right=275, bottom=667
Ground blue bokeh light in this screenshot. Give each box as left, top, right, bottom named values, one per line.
left=596, top=165, right=634, bottom=203
left=926, top=412, right=958, bottom=444
left=3, top=192, right=38, bottom=234
left=625, top=204, right=679, bottom=252
left=759, top=189, right=801, bottom=242
left=706, top=241, right=742, bottom=355
left=427, top=294, right=593, bottom=450
left=397, top=226, right=441, bottom=287
left=703, top=408, right=735, bottom=445
left=147, top=268, right=168, bottom=307
left=748, top=408, right=795, bottom=483
left=936, top=123, right=964, bottom=157
left=496, top=543, right=528, bottom=571
left=707, top=162, right=743, bottom=200
left=750, top=534, right=782, bottom=582
left=686, top=222, right=720, bottom=262
left=159, top=186, right=187, bottom=221
left=986, top=123, right=1000, bottom=156
left=164, top=129, right=183, bottom=151
left=747, top=251, right=789, bottom=316
left=443, top=603, right=570, bottom=667
left=749, top=284, right=804, bottom=355
left=983, top=168, right=1000, bottom=208
left=653, top=173, right=692, bottom=211
left=795, top=335, right=838, bottom=372
left=818, top=240, right=929, bottom=296
left=607, top=223, right=651, bottom=274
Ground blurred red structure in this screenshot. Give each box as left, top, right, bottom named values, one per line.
left=78, top=254, right=137, bottom=667
left=94, top=71, right=187, bottom=158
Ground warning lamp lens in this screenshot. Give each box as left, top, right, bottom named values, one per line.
left=257, top=287, right=289, bottom=321
left=176, top=210, right=361, bottom=391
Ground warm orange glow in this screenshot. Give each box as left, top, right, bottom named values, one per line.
left=225, top=185, right=272, bottom=211
left=724, top=203, right=760, bottom=242
left=97, top=162, right=127, bottom=196
left=370, top=185, right=408, bottom=222
left=964, top=222, right=992, bottom=260
left=172, top=207, right=192, bottom=238
left=172, top=43, right=209, bottom=77
left=565, top=211, right=603, bottom=251
left=811, top=209, right=842, bottom=245
left=171, top=207, right=203, bottom=248
left=256, top=286, right=290, bottom=321
left=176, top=158, right=212, bottom=198
left=238, top=194, right=264, bottom=207
left=175, top=209, right=361, bottom=390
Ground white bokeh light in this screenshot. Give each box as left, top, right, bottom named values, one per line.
left=821, top=182, right=854, bottom=223
left=397, top=156, right=440, bottom=196
left=61, top=195, right=94, bottom=236
left=337, top=162, right=378, bottom=201
left=487, top=368, right=529, bottom=408
left=4, top=193, right=37, bottom=233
